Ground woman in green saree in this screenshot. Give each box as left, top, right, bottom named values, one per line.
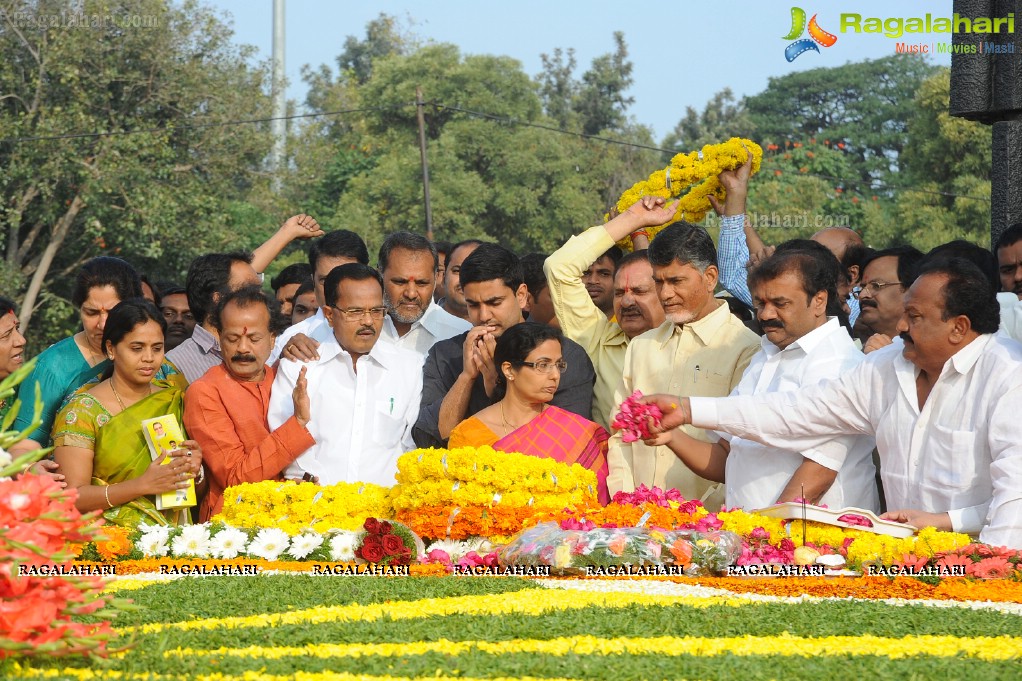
left=12, top=257, right=145, bottom=453
left=53, top=300, right=206, bottom=528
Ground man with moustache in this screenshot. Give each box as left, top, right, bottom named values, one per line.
left=184, top=286, right=315, bottom=521
left=643, top=257, right=1022, bottom=548
left=606, top=197, right=760, bottom=508
left=414, top=244, right=595, bottom=448
left=439, top=239, right=484, bottom=321
left=544, top=196, right=670, bottom=429
left=272, top=230, right=370, bottom=363
left=269, top=264, right=421, bottom=486
left=642, top=247, right=877, bottom=512
left=855, top=246, right=924, bottom=353
left=158, top=285, right=196, bottom=352
left=377, top=232, right=470, bottom=356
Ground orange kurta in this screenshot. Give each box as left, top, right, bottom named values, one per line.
left=184, top=363, right=315, bottom=521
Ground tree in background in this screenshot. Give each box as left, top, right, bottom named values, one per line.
left=289, top=28, right=658, bottom=256
left=743, top=55, right=939, bottom=185
left=0, top=0, right=274, bottom=349
left=661, top=88, right=756, bottom=152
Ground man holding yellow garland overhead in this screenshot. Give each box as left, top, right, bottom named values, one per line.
left=544, top=198, right=668, bottom=430
left=606, top=186, right=760, bottom=510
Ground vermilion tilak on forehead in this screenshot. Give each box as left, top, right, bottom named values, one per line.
left=242, top=326, right=249, bottom=335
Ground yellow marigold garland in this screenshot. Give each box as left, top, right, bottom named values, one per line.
left=612, top=137, right=763, bottom=250
left=392, top=447, right=599, bottom=541
left=214, top=480, right=394, bottom=534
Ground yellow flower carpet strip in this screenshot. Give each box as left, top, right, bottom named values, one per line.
left=166, top=633, right=1022, bottom=661
left=122, top=588, right=752, bottom=635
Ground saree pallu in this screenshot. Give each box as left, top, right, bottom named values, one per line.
left=493, top=406, right=610, bottom=505
left=91, top=385, right=189, bottom=528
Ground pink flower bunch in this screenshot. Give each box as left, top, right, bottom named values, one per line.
left=1, top=472, right=124, bottom=659
left=736, top=527, right=795, bottom=565
left=692, top=514, right=723, bottom=532
left=612, top=484, right=682, bottom=508
left=611, top=391, right=662, bottom=443
left=457, top=551, right=500, bottom=569
left=560, top=517, right=596, bottom=531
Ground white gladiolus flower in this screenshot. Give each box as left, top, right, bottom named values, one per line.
left=248, top=528, right=290, bottom=561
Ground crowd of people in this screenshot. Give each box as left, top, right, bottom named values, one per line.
left=5, top=158, right=1022, bottom=549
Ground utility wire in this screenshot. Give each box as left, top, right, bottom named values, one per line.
left=0, top=105, right=408, bottom=144
left=0, top=98, right=990, bottom=203
left=429, top=103, right=680, bottom=155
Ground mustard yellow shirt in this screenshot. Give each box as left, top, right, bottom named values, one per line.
left=544, top=225, right=627, bottom=430
left=606, top=301, right=760, bottom=510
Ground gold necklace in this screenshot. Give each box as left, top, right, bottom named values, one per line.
left=500, top=401, right=515, bottom=435
left=109, top=378, right=127, bottom=412
left=110, top=378, right=151, bottom=413
left=80, top=332, right=102, bottom=365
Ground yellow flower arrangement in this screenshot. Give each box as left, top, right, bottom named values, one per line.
left=611, top=137, right=763, bottom=251
left=214, top=480, right=394, bottom=534
left=392, top=447, right=599, bottom=540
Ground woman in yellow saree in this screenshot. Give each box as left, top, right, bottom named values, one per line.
left=449, top=323, right=610, bottom=504
left=53, top=300, right=206, bottom=528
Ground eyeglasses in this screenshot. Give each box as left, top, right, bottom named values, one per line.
left=330, top=306, right=387, bottom=321
left=851, top=281, right=902, bottom=298
left=518, top=360, right=568, bottom=374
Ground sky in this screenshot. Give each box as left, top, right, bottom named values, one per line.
left=206, top=0, right=955, bottom=140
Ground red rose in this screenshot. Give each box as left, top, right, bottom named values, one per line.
left=378, top=521, right=393, bottom=535
left=382, top=534, right=404, bottom=556
left=363, top=518, right=380, bottom=534
left=363, top=535, right=383, bottom=551
left=360, top=542, right=385, bottom=562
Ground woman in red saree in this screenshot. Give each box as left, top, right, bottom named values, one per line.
left=449, top=322, right=610, bottom=504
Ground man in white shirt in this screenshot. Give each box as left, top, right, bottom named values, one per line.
left=272, top=230, right=370, bottom=363
left=269, top=263, right=422, bottom=487
left=644, top=257, right=1022, bottom=548
left=377, top=231, right=471, bottom=356
left=646, top=244, right=877, bottom=512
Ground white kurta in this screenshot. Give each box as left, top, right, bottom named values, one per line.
left=691, top=334, right=1022, bottom=548
left=722, top=318, right=878, bottom=512
left=268, top=337, right=422, bottom=487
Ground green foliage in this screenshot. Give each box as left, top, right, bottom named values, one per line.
left=662, top=88, right=757, bottom=152
left=1, top=0, right=274, bottom=335
left=574, top=31, right=635, bottom=136
left=292, top=36, right=657, bottom=255
left=12, top=577, right=1022, bottom=680
left=744, top=55, right=940, bottom=183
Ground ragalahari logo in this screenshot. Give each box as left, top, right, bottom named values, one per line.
left=783, top=7, right=838, bottom=61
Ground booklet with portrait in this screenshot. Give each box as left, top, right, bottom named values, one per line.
left=141, top=415, right=196, bottom=510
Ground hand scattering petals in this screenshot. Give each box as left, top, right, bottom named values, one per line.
left=611, top=390, right=663, bottom=443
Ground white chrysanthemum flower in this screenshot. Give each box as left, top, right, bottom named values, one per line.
left=171, top=524, right=212, bottom=558
left=288, top=532, right=324, bottom=559
left=0, top=446, right=12, bottom=469
left=211, top=526, right=249, bottom=559
left=328, top=531, right=358, bottom=562
left=137, top=533, right=170, bottom=557
left=248, top=527, right=290, bottom=561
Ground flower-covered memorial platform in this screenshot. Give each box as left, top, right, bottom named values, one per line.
left=4, top=446, right=1022, bottom=680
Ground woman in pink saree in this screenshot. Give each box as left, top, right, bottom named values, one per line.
left=449, top=323, right=610, bottom=504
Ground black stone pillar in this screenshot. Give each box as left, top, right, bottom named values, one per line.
left=949, top=0, right=1022, bottom=246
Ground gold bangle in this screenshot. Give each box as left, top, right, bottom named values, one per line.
left=104, top=483, right=114, bottom=509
